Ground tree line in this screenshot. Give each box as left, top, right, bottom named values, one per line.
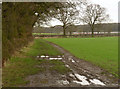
left=35, top=1, right=109, bottom=37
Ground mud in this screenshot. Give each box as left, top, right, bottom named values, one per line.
left=24, top=41, right=118, bottom=87
left=47, top=42, right=118, bottom=86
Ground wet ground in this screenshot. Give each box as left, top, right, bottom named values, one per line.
left=24, top=42, right=118, bottom=87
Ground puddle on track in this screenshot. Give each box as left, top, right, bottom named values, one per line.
left=73, top=73, right=90, bottom=85
left=65, top=65, right=70, bottom=68
left=89, top=79, right=105, bottom=86
left=68, top=57, right=75, bottom=63
left=37, top=55, right=63, bottom=60
left=49, top=58, right=62, bottom=60
left=57, top=80, right=69, bottom=85
left=68, top=73, right=105, bottom=86
left=36, top=55, right=106, bottom=86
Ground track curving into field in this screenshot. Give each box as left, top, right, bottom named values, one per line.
left=47, top=41, right=118, bottom=87
left=24, top=41, right=118, bottom=87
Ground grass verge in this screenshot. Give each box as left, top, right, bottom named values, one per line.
left=3, top=38, right=63, bottom=87
left=26, top=39, right=62, bottom=57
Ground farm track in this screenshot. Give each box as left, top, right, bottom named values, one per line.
left=47, top=41, right=118, bottom=87
left=24, top=41, right=118, bottom=87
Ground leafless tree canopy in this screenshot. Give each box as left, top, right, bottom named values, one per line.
left=80, top=4, right=109, bottom=37
left=52, top=1, right=82, bottom=36
left=35, top=1, right=110, bottom=36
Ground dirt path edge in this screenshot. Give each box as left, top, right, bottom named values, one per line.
left=46, top=41, right=118, bottom=86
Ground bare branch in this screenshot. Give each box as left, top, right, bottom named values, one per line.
left=79, top=4, right=109, bottom=37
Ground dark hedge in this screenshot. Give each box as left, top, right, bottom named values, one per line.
left=2, top=2, right=64, bottom=66
left=2, top=2, right=37, bottom=65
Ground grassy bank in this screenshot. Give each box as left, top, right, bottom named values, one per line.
left=46, top=37, right=118, bottom=77
left=3, top=39, right=65, bottom=87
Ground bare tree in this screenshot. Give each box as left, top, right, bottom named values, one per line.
left=80, top=4, right=109, bottom=37
left=53, top=2, right=79, bottom=36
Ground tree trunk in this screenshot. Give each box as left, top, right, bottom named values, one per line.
left=91, top=27, right=94, bottom=37
left=63, top=26, right=66, bottom=36
left=69, top=31, right=72, bottom=36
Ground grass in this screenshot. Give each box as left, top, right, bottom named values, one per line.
left=3, top=57, right=42, bottom=87
left=46, top=37, right=118, bottom=77
left=50, top=64, right=70, bottom=74
left=39, top=60, right=71, bottom=74
left=26, top=39, right=62, bottom=57
left=2, top=39, right=63, bottom=87
left=49, top=60, right=71, bottom=74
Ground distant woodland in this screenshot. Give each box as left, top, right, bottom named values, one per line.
left=33, top=23, right=119, bottom=34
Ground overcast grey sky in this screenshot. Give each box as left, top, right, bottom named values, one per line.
left=43, top=0, right=120, bottom=27
left=91, top=0, right=119, bottom=23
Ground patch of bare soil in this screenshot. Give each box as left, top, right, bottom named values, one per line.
left=24, top=42, right=118, bottom=87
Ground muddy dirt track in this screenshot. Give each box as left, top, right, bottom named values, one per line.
left=24, top=41, right=118, bottom=87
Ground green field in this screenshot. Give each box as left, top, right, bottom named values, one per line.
left=46, top=37, right=118, bottom=76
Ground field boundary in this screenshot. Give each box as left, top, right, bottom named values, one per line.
left=33, top=34, right=118, bottom=38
